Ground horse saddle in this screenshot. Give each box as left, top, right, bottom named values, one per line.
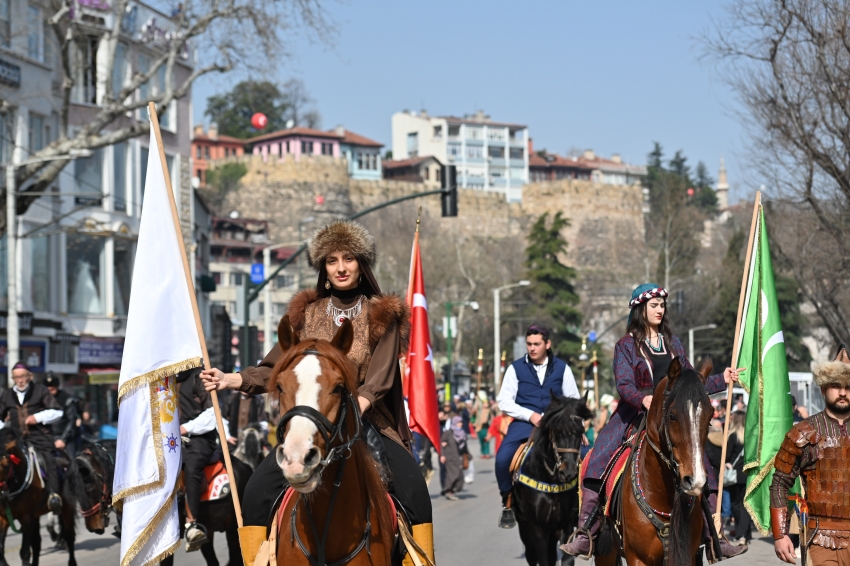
left=509, top=442, right=531, bottom=477
left=581, top=439, right=635, bottom=518
left=200, top=461, right=230, bottom=502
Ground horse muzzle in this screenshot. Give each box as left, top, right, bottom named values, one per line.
left=679, top=474, right=705, bottom=497
left=276, top=444, right=323, bottom=492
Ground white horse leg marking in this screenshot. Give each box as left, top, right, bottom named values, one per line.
left=688, top=401, right=706, bottom=488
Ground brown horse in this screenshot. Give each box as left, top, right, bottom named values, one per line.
left=0, top=428, right=77, bottom=566
left=595, top=358, right=713, bottom=566
left=67, top=440, right=117, bottom=536
left=268, top=316, right=394, bottom=566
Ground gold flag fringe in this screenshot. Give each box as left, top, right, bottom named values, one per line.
left=743, top=454, right=778, bottom=536
left=113, top=380, right=168, bottom=507
left=118, top=357, right=202, bottom=405
left=121, top=482, right=180, bottom=566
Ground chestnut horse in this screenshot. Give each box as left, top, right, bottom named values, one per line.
left=269, top=316, right=394, bottom=566
left=594, top=358, right=713, bottom=566
left=0, top=428, right=77, bottom=566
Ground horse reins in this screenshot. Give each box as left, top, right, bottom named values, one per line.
left=277, top=348, right=371, bottom=566
left=543, top=416, right=583, bottom=477
left=77, top=445, right=113, bottom=520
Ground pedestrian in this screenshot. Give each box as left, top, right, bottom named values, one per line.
left=45, top=374, right=79, bottom=458
left=473, top=390, right=492, bottom=459
left=770, top=347, right=850, bottom=566
left=457, top=400, right=471, bottom=436
left=486, top=404, right=510, bottom=454
left=200, top=220, right=434, bottom=562
left=724, top=411, right=751, bottom=545
left=563, top=283, right=746, bottom=558
left=440, top=415, right=466, bottom=501
left=495, top=323, right=580, bottom=528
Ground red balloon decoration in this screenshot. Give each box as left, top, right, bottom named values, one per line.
left=251, top=113, right=268, bottom=130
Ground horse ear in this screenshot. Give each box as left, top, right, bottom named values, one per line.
left=277, top=315, right=299, bottom=351
left=550, top=390, right=559, bottom=402
left=582, top=389, right=590, bottom=405
left=331, top=318, right=355, bottom=355
left=667, top=357, right=682, bottom=390
left=697, top=356, right=713, bottom=383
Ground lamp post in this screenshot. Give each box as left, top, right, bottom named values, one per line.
left=688, top=324, right=717, bottom=362
left=492, top=280, right=530, bottom=392
left=578, top=337, right=589, bottom=396
left=262, top=241, right=301, bottom=355
left=444, top=300, right=478, bottom=402
left=5, top=150, right=90, bottom=384
left=296, top=216, right=315, bottom=290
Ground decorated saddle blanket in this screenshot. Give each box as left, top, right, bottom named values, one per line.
left=511, top=442, right=577, bottom=494
left=580, top=440, right=634, bottom=517
left=200, top=461, right=230, bottom=502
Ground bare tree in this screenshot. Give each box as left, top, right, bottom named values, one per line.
left=2, top=0, right=332, bottom=230
left=704, top=0, right=850, bottom=344
left=282, top=77, right=321, bottom=128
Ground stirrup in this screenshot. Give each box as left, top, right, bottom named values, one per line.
left=185, top=523, right=209, bottom=552
left=563, top=528, right=594, bottom=561
left=498, top=507, right=516, bottom=529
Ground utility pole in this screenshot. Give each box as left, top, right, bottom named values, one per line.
left=5, top=162, right=17, bottom=386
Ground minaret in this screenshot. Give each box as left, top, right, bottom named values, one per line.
left=716, top=157, right=729, bottom=209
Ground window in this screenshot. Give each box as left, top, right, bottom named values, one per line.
left=74, top=149, right=103, bottom=204
left=114, top=238, right=134, bottom=316
left=27, top=6, right=44, bottom=62
left=72, top=38, right=98, bottom=104
left=321, top=142, right=333, bottom=156
left=111, top=43, right=127, bottom=98
left=406, top=132, right=418, bottom=157
left=274, top=303, right=286, bottom=316
left=212, top=272, right=222, bottom=284
left=0, top=0, right=10, bottom=48
left=258, top=301, right=264, bottom=316
left=138, top=53, right=151, bottom=100
left=488, top=146, right=505, bottom=159
left=113, top=142, right=127, bottom=212
left=423, top=167, right=429, bottom=180
left=433, top=125, right=442, bottom=139
left=436, top=168, right=441, bottom=183
left=28, top=113, right=45, bottom=152
left=140, top=146, right=149, bottom=199
left=196, top=146, right=202, bottom=159
left=510, top=147, right=524, bottom=160
left=487, top=128, right=505, bottom=141
left=196, top=168, right=202, bottom=181
left=448, top=125, right=460, bottom=138
left=467, top=146, right=483, bottom=159
left=204, top=146, right=210, bottom=159
left=275, top=274, right=294, bottom=288
left=448, top=144, right=461, bottom=159
left=301, top=141, right=313, bottom=155
left=286, top=141, right=290, bottom=153
left=230, top=272, right=243, bottom=286
left=228, top=301, right=237, bottom=316
left=67, top=234, right=105, bottom=314
left=465, top=126, right=483, bottom=140
left=31, top=235, right=52, bottom=310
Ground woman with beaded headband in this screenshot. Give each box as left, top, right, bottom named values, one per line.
left=562, top=283, right=747, bottom=559
left=201, top=219, right=434, bottom=564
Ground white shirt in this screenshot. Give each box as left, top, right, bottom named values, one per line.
left=497, top=355, right=580, bottom=422
left=0, top=384, right=64, bottom=430
left=182, top=406, right=229, bottom=437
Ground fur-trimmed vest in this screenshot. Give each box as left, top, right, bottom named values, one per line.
left=287, top=289, right=412, bottom=447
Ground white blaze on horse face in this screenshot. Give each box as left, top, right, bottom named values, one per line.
left=688, top=400, right=707, bottom=490
left=281, top=355, right=322, bottom=476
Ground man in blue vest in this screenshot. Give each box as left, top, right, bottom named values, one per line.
left=495, top=324, right=580, bottom=528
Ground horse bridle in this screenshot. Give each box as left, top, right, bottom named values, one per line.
left=77, top=444, right=113, bottom=521
left=543, top=415, right=583, bottom=477
left=276, top=348, right=371, bottom=566
left=644, top=389, right=682, bottom=488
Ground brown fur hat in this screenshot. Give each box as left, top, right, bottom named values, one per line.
left=307, top=220, right=376, bottom=271
left=814, top=345, right=850, bottom=388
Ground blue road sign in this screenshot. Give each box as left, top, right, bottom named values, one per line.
left=250, top=263, right=264, bottom=284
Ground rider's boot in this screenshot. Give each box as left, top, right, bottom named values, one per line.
left=47, top=493, right=62, bottom=514
left=402, top=523, right=436, bottom=566
left=238, top=526, right=268, bottom=566
left=498, top=491, right=516, bottom=529
left=560, top=487, right=601, bottom=559
left=185, top=522, right=209, bottom=551
left=703, top=495, right=747, bottom=559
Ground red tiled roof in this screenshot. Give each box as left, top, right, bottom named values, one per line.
left=247, top=127, right=342, bottom=144
left=192, top=133, right=245, bottom=144
left=333, top=129, right=384, bottom=148
left=529, top=152, right=595, bottom=171
left=382, top=156, right=439, bottom=169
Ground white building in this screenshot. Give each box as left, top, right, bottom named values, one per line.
left=392, top=110, right=529, bottom=202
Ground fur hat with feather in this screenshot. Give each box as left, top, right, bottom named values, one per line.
left=307, top=220, right=376, bottom=271
left=814, top=344, right=850, bottom=388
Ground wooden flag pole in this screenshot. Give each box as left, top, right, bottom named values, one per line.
left=714, top=191, right=761, bottom=530
left=148, top=102, right=243, bottom=527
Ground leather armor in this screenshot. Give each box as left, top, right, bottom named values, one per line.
left=804, top=436, right=850, bottom=522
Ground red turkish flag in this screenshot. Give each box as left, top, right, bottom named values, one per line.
left=405, top=229, right=441, bottom=454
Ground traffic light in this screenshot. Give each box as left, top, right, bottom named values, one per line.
left=441, top=164, right=457, bottom=217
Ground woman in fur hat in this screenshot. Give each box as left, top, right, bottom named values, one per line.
left=201, top=219, right=434, bottom=564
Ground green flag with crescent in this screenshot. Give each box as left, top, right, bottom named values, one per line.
left=736, top=205, right=794, bottom=534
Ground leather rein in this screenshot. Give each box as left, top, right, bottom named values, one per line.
left=77, top=444, right=114, bottom=520
left=276, top=348, right=371, bottom=566
left=542, top=416, right=583, bottom=477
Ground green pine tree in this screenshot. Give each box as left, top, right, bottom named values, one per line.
left=525, top=212, right=582, bottom=360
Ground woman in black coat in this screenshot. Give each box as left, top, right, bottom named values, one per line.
left=724, top=411, right=751, bottom=544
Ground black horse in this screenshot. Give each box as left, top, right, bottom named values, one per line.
left=161, top=453, right=253, bottom=566
left=232, top=426, right=267, bottom=470
left=0, top=427, right=77, bottom=566
left=66, top=440, right=118, bottom=536
left=513, top=392, right=592, bottom=566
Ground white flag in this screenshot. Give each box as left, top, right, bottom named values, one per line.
left=113, top=124, right=202, bottom=566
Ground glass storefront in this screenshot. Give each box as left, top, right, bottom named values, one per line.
left=114, top=238, right=134, bottom=316
left=30, top=235, right=49, bottom=311
left=67, top=234, right=105, bottom=314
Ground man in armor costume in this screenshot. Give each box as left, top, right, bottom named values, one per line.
left=770, top=346, right=850, bottom=565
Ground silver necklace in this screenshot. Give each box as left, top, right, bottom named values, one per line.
left=327, top=295, right=364, bottom=326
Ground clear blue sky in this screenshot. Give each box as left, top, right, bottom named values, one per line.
left=193, top=1, right=753, bottom=203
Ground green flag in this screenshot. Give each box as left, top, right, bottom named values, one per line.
left=736, top=205, right=794, bottom=534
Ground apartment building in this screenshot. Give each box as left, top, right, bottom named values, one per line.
left=391, top=109, right=529, bottom=202
left=192, top=124, right=246, bottom=185
left=529, top=148, right=646, bottom=186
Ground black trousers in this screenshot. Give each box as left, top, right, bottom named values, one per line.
left=26, top=431, right=59, bottom=495
left=243, top=435, right=432, bottom=527
left=728, top=484, right=753, bottom=541
left=183, top=435, right=216, bottom=520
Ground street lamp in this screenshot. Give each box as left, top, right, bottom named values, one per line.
left=444, top=300, right=478, bottom=401
left=262, top=241, right=301, bottom=355
left=492, top=280, right=530, bottom=391
left=296, top=216, right=315, bottom=290
left=688, top=324, right=717, bottom=362
left=5, top=149, right=90, bottom=384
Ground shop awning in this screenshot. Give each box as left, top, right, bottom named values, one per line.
left=86, top=368, right=121, bottom=385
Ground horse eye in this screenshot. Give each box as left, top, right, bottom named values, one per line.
left=669, top=411, right=678, bottom=422
left=277, top=384, right=283, bottom=395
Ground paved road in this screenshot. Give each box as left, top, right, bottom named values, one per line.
left=3, top=444, right=784, bottom=565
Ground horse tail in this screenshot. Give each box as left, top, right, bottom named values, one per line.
left=668, top=489, right=694, bottom=566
